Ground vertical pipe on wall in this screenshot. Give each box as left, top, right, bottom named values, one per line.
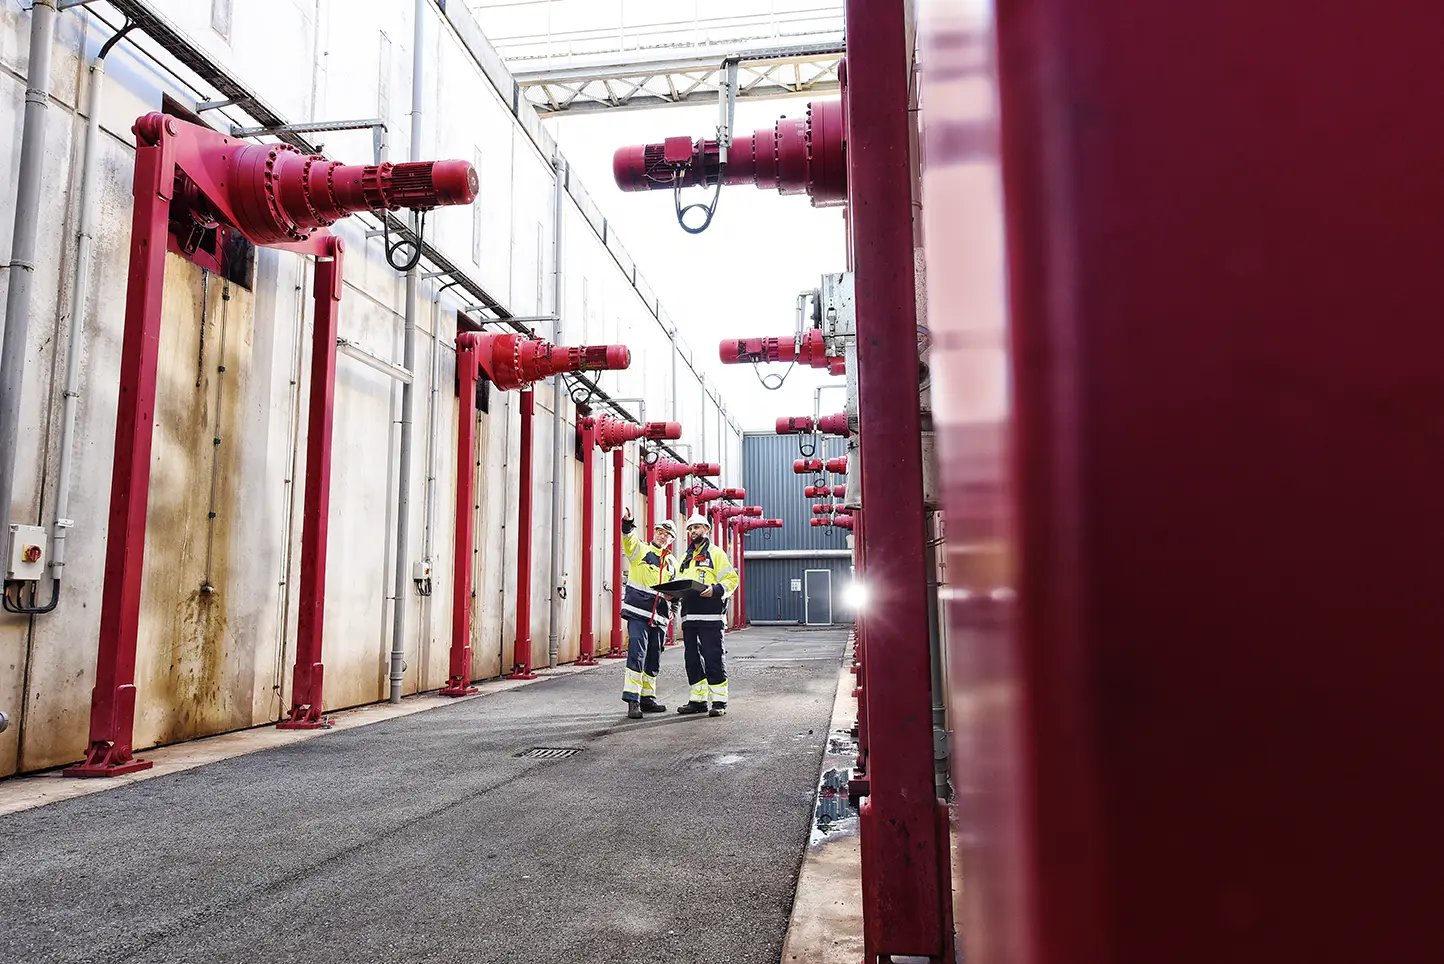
left=388, top=0, right=427, bottom=704
left=0, top=0, right=57, bottom=529
left=545, top=156, right=567, bottom=669
left=512, top=389, right=537, bottom=677
left=46, top=26, right=129, bottom=603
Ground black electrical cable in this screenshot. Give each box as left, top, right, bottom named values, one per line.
left=797, top=434, right=816, bottom=458
left=2, top=578, right=59, bottom=616
left=380, top=209, right=428, bottom=273
left=672, top=166, right=724, bottom=235
left=98, top=19, right=136, bottom=59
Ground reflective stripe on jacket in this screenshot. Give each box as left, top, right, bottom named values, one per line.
left=674, top=538, right=739, bottom=619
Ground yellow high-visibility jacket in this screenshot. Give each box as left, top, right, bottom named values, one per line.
left=621, top=519, right=677, bottom=625
left=674, top=538, right=739, bottom=623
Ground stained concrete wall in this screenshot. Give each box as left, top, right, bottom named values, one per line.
left=0, top=0, right=743, bottom=775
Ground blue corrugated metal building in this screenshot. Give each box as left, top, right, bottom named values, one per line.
left=740, top=432, right=856, bottom=624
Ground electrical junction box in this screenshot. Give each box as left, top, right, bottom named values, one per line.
left=7, top=524, right=47, bottom=581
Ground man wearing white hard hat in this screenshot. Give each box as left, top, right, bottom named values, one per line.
left=619, top=507, right=678, bottom=719
left=673, top=513, right=740, bottom=717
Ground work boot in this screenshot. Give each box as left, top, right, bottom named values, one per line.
left=676, top=701, right=709, bottom=715
left=640, top=697, right=667, bottom=714
left=709, top=702, right=728, bottom=718
left=627, top=702, right=644, bottom=720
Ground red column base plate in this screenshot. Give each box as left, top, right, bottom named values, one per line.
left=439, top=684, right=480, bottom=697
left=63, top=758, right=154, bottom=779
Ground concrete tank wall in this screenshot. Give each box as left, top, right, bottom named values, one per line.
left=0, top=0, right=743, bottom=775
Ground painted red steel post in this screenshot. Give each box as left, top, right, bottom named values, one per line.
left=62, top=121, right=175, bottom=777
left=510, top=390, right=538, bottom=678
left=847, top=0, right=954, bottom=954
left=279, top=241, right=344, bottom=727
left=608, top=447, right=626, bottom=658
left=577, top=417, right=599, bottom=665
left=442, top=339, right=482, bottom=695
left=664, top=480, right=678, bottom=645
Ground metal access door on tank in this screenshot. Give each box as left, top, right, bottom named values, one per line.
left=804, top=569, right=832, bottom=625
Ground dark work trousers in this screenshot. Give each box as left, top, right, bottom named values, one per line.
left=622, top=617, right=664, bottom=703
left=681, top=619, right=728, bottom=704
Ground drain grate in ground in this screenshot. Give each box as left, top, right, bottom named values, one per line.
left=515, top=746, right=584, bottom=760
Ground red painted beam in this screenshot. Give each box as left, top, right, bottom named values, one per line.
left=442, top=338, right=481, bottom=695
left=577, top=417, right=599, bottom=665
left=607, top=447, right=626, bottom=658
left=510, top=390, right=538, bottom=679
left=62, top=123, right=174, bottom=777
left=846, top=0, right=953, bottom=957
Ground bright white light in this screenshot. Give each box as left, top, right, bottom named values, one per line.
left=842, top=581, right=869, bottom=611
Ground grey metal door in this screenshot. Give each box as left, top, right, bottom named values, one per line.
left=804, top=569, right=832, bottom=625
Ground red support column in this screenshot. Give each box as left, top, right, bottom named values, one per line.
left=442, top=339, right=481, bottom=695
left=737, top=532, right=746, bottom=628
left=665, top=481, right=678, bottom=647
left=607, top=447, right=626, bottom=658
left=278, top=240, right=344, bottom=728
left=510, top=390, right=538, bottom=678
left=577, top=417, right=599, bottom=665
left=846, top=0, right=953, bottom=957
left=63, top=121, right=176, bottom=777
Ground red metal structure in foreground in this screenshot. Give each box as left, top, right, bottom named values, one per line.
left=843, top=2, right=953, bottom=955
left=924, top=2, right=1444, bottom=962
left=594, top=417, right=682, bottom=658
left=65, top=114, right=476, bottom=775
left=444, top=335, right=628, bottom=693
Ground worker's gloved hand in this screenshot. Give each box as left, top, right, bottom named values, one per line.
left=699, top=585, right=715, bottom=597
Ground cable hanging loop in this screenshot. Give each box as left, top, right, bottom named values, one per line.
left=672, top=164, right=724, bottom=235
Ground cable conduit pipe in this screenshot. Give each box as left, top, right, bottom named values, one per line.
left=0, top=0, right=58, bottom=545
left=546, top=156, right=567, bottom=670
left=388, top=0, right=427, bottom=704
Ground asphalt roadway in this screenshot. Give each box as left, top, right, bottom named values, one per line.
left=0, top=625, right=845, bottom=964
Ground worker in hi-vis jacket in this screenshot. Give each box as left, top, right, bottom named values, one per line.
left=620, top=506, right=678, bottom=719
left=673, top=513, right=741, bottom=718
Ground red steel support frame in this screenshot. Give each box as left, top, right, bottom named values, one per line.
left=510, top=390, right=538, bottom=678
left=66, top=119, right=354, bottom=772
left=442, top=339, right=482, bottom=695
left=64, top=114, right=475, bottom=773
left=846, top=0, right=953, bottom=957
left=577, top=417, right=599, bottom=665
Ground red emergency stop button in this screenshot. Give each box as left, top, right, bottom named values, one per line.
left=22, top=544, right=42, bottom=563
